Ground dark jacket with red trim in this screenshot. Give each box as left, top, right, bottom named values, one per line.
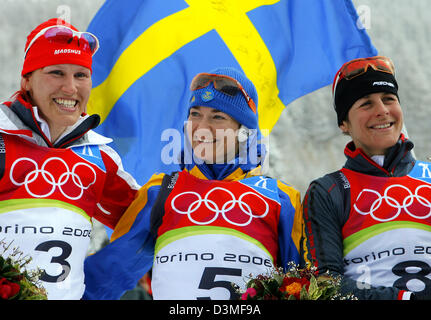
left=302, top=135, right=417, bottom=300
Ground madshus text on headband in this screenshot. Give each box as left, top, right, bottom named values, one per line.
left=54, top=48, right=81, bottom=55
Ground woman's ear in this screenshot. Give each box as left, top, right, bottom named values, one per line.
left=339, top=121, right=350, bottom=135
left=21, top=76, right=31, bottom=91
left=237, top=125, right=249, bottom=143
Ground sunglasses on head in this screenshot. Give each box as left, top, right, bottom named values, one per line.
left=332, top=56, right=395, bottom=94
left=190, top=73, right=257, bottom=114
left=25, top=25, right=100, bottom=57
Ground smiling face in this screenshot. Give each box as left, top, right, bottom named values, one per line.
left=21, top=64, right=92, bottom=142
left=187, top=106, right=241, bottom=164
left=339, top=92, right=403, bottom=157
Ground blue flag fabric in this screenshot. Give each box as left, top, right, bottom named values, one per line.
left=86, top=0, right=377, bottom=186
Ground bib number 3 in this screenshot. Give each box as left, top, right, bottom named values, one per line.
left=35, top=240, right=72, bottom=283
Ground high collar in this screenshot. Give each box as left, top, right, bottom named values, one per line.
left=183, top=162, right=263, bottom=181
left=2, top=93, right=101, bottom=148
left=343, top=134, right=415, bottom=177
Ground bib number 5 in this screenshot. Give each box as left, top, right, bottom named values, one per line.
left=35, top=240, right=72, bottom=283
left=197, top=267, right=241, bottom=300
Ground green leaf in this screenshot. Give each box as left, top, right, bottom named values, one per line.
left=265, top=279, right=280, bottom=292
left=309, top=276, right=324, bottom=300
left=273, top=273, right=285, bottom=286
left=309, top=276, right=318, bottom=294
left=299, top=285, right=309, bottom=300
left=3, top=271, right=21, bottom=279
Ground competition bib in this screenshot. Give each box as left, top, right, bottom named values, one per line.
left=151, top=171, right=281, bottom=300
left=152, top=231, right=274, bottom=300
left=0, top=204, right=91, bottom=299
left=342, top=162, right=431, bottom=293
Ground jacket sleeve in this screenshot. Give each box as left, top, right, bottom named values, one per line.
left=303, top=177, right=405, bottom=300
left=92, top=145, right=140, bottom=229
left=83, top=173, right=165, bottom=300
left=277, top=180, right=306, bottom=270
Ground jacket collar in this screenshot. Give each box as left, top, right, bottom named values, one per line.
left=343, top=134, right=415, bottom=176
left=179, top=132, right=266, bottom=180
left=1, top=94, right=102, bottom=148
left=184, top=163, right=263, bottom=181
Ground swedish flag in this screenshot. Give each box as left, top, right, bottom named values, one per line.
left=87, top=0, right=377, bottom=184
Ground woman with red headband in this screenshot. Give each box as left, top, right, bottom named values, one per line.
left=83, top=67, right=305, bottom=300
left=303, top=56, right=431, bottom=300
left=0, top=18, right=139, bottom=299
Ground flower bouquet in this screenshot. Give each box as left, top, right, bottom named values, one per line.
left=0, top=239, right=47, bottom=300
left=238, top=262, right=356, bottom=300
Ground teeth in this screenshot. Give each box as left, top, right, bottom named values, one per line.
left=373, top=123, right=391, bottom=129
left=197, top=139, right=214, bottom=143
left=54, top=98, right=77, bottom=108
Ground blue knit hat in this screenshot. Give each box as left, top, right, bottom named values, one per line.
left=188, top=67, right=259, bottom=129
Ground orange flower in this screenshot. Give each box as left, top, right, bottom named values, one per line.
left=280, top=277, right=310, bottom=300
left=284, top=282, right=302, bottom=297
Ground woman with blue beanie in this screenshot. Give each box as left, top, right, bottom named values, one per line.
left=83, top=67, right=305, bottom=300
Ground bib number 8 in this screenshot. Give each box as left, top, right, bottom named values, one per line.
left=392, top=260, right=431, bottom=293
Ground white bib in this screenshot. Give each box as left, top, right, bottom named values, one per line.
left=152, top=233, right=274, bottom=300
left=0, top=205, right=91, bottom=299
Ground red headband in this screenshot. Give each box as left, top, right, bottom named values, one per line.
left=21, top=18, right=93, bottom=76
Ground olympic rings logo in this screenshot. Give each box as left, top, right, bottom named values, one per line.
left=10, top=157, right=97, bottom=200
left=171, top=187, right=269, bottom=226
left=353, top=184, right=431, bottom=222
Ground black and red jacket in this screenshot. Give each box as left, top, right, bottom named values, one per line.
left=303, top=135, right=419, bottom=300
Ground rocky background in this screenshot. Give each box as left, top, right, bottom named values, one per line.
left=1, top=0, right=430, bottom=251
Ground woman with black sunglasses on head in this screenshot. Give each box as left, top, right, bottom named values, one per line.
left=302, top=56, right=431, bottom=300
left=0, top=18, right=139, bottom=299
left=83, top=67, right=306, bottom=300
